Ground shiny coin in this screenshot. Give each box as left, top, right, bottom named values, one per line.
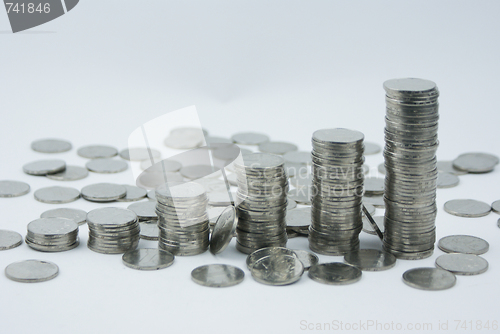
left=308, top=263, right=362, bottom=285
left=258, top=141, right=298, bottom=155
left=288, top=188, right=311, bottom=205
left=362, top=215, right=384, bottom=235
left=23, top=159, right=66, bottom=176
left=208, top=206, right=227, bottom=225
left=0, top=180, right=30, bottom=197
left=41, top=208, right=87, bottom=226
left=122, top=248, right=174, bottom=270
left=208, top=191, right=235, bottom=206
left=81, top=183, right=127, bottom=202
left=116, top=185, right=147, bottom=202
left=283, top=151, right=312, bottom=165
left=119, top=148, right=161, bottom=161
left=86, top=158, right=128, bottom=173
left=34, top=186, right=80, bottom=204
left=491, top=200, right=500, bottom=214
left=438, top=235, right=489, bottom=255
left=0, top=230, right=23, bottom=250
left=5, top=259, right=59, bottom=283
left=364, top=142, right=381, bottom=155
left=87, top=207, right=137, bottom=227
left=127, top=201, right=157, bottom=220
left=136, top=171, right=183, bottom=190
left=444, top=199, right=491, bottom=218
left=402, top=267, right=456, bottom=291
left=180, top=165, right=219, bottom=179
left=437, top=160, right=467, bottom=176
left=437, top=172, right=459, bottom=188
left=46, top=165, right=88, bottom=181
left=191, top=264, right=244, bottom=287
left=31, top=138, right=72, bottom=153
left=251, top=254, right=304, bottom=286
left=286, top=207, right=311, bottom=228
left=77, top=145, right=118, bottom=159
left=140, top=159, right=182, bottom=172
left=452, top=152, right=499, bottom=173
left=292, top=249, right=318, bottom=270
left=364, top=177, right=385, bottom=196
left=210, top=206, right=237, bottom=254
left=139, top=222, right=159, bottom=240
left=344, top=249, right=396, bottom=271
left=435, top=253, right=488, bottom=275
left=231, top=132, right=269, bottom=145
left=164, top=127, right=205, bottom=149
left=246, top=247, right=297, bottom=269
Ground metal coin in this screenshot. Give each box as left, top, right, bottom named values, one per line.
left=258, top=141, right=298, bottom=155
left=0, top=180, right=30, bottom=197
left=436, top=172, right=459, bottom=188
left=31, top=138, right=72, bottom=153
left=77, top=145, right=118, bottom=159
left=362, top=215, right=384, bottom=235
left=384, top=77, right=437, bottom=94
left=308, top=262, right=362, bottom=285
left=41, top=208, right=87, bottom=226
left=87, top=207, right=138, bottom=226
left=402, top=267, right=456, bottom=291
left=435, top=253, right=488, bottom=275
left=116, top=185, right=147, bottom=202
left=34, top=186, right=80, bottom=204
left=437, top=160, right=467, bottom=176
left=283, top=151, right=312, bottom=165
left=443, top=199, right=491, bottom=218
left=180, top=165, right=219, bottom=179
left=364, top=177, right=385, bottom=195
left=363, top=203, right=376, bottom=216
left=139, top=222, right=159, bottom=240
left=0, top=230, right=23, bottom=250
left=231, top=132, right=269, bottom=145
left=246, top=247, right=297, bottom=269
left=164, top=134, right=203, bottom=149
left=23, top=159, right=66, bottom=176
left=452, top=152, right=499, bottom=173
left=363, top=196, right=385, bottom=208
left=292, top=249, right=318, bottom=270
left=191, top=264, right=244, bottom=287
left=491, top=200, right=500, bottom=214
left=191, top=178, right=226, bottom=193
left=122, top=248, right=174, bottom=270
left=288, top=188, right=311, bottom=205
left=208, top=206, right=227, bottom=225
left=81, top=183, right=127, bottom=202
left=136, top=171, right=183, bottom=190
left=287, top=199, right=297, bottom=210
left=46, top=165, right=89, bottom=181
left=251, top=254, right=304, bottom=286
left=86, top=158, right=128, bottom=173
left=286, top=207, right=311, bottom=228
left=140, top=159, right=182, bottom=172
left=377, top=163, right=386, bottom=175
left=364, top=142, right=381, bottom=155
left=119, top=148, right=161, bottom=161
left=438, top=235, right=489, bottom=255
left=208, top=191, right=235, bottom=207
left=205, top=136, right=232, bottom=147
left=127, top=201, right=157, bottom=220
left=210, top=206, right=237, bottom=254
left=344, top=249, right=396, bottom=271
left=5, top=260, right=59, bottom=283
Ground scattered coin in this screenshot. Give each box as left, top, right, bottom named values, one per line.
left=364, top=177, right=385, bottom=196
left=139, top=222, right=159, bottom=240
left=31, top=138, right=72, bottom=153
left=81, top=183, right=127, bottom=202
left=116, top=185, right=147, bottom=202
left=127, top=201, right=157, bottom=221
left=292, top=249, right=318, bottom=270
left=452, top=152, right=499, bottom=173
left=140, top=159, right=182, bottom=172
left=308, top=263, right=362, bottom=285
left=436, top=172, right=460, bottom=188
left=122, top=248, right=174, bottom=270
left=180, top=165, right=219, bottom=180
left=193, top=178, right=227, bottom=193
left=209, top=206, right=237, bottom=254
left=362, top=215, right=384, bottom=235
left=436, top=160, right=467, bottom=176
left=164, top=128, right=204, bottom=149
left=191, top=264, right=245, bottom=287
left=364, top=142, right=381, bottom=155
left=5, top=260, right=59, bottom=283
left=205, top=136, right=233, bottom=147
left=34, top=186, right=80, bottom=204
left=246, top=247, right=297, bottom=269
left=251, top=254, right=304, bottom=286
left=26, top=218, right=79, bottom=252
left=286, top=207, right=311, bottom=228
left=258, top=141, right=298, bottom=155
left=491, top=200, right=500, bottom=214
left=402, top=267, right=456, bottom=291
left=41, top=208, right=87, bottom=226
left=23, top=159, right=66, bottom=176
left=0, top=230, right=23, bottom=250
left=283, top=151, right=311, bottom=165
left=363, top=196, right=385, bottom=208
left=231, top=132, right=269, bottom=145
left=119, top=148, right=161, bottom=161
left=46, top=165, right=89, bottom=181
left=136, top=171, right=183, bottom=190
left=0, top=180, right=30, bottom=198
left=77, top=145, right=118, bottom=159
left=86, top=158, right=128, bottom=173
left=287, top=188, right=311, bottom=205
left=435, top=253, right=488, bottom=276
left=444, top=199, right=491, bottom=218
left=438, top=235, right=489, bottom=255
left=344, top=249, right=396, bottom=271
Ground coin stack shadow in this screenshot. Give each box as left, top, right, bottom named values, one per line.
left=26, top=218, right=79, bottom=252
left=382, top=78, right=439, bottom=259
left=309, top=129, right=365, bottom=255
left=156, top=182, right=209, bottom=256
left=234, top=153, right=288, bottom=254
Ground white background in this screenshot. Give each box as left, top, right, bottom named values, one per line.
left=1, top=1, right=500, bottom=333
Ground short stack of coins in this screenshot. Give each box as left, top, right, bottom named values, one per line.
left=87, top=207, right=140, bottom=254
left=26, top=218, right=79, bottom=252
left=234, top=153, right=288, bottom=254
left=382, top=78, right=439, bottom=259
left=155, top=182, right=209, bottom=256
left=309, top=128, right=364, bottom=255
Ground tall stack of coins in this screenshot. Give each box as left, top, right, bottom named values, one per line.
left=234, top=153, right=288, bottom=254
left=382, top=78, right=439, bottom=259
left=156, top=182, right=209, bottom=256
left=309, top=128, right=364, bottom=255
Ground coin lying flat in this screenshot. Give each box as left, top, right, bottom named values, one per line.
left=364, top=177, right=385, bottom=196
left=139, top=222, right=159, bottom=240
left=344, top=249, right=396, bottom=271
left=444, top=199, right=491, bottom=218
left=287, top=199, right=297, bottom=210
left=31, top=138, right=72, bottom=153
left=0, top=180, right=30, bottom=197
left=437, top=160, right=467, bottom=176
left=119, top=148, right=161, bottom=161
left=23, top=159, right=66, bottom=176
left=437, top=172, right=459, bottom=188
left=136, top=171, right=184, bottom=189
left=81, top=183, right=127, bottom=202
left=127, top=201, right=157, bottom=220
left=435, top=253, right=488, bottom=276
left=140, top=159, right=182, bottom=172
left=34, top=186, right=80, bottom=204
left=77, top=145, right=118, bottom=159
left=438, top=235, right=489, bottom=255
left=363, top=196, right=385, bottom=208
left=258, top=141, right=298, bottom=155
left=231, top=132, right=269, bottom=145
left=0, top=230, right=23, bottom=250
left=452, top=152, right=499, bottom=173
left=286, top=207, right=311, bottom=228
left=5, top=260, right=59, bottom=283
left=402, top=267, right=456, bottom=291
left=46, top=166, right=89, bottom=181
left=308, top=263, right=362, bottom=285
left=180, top=165, right=219, bottom=180
left=86, top=158, right=128, bottom=173
left=283, top=151, right=312, bottom=165
left=287, top=188, right=311, bottom=205
left=164, top=127, right=205, bottom=149
left=246, top=247, right=297, bottom=269
left=208, top=191, right=235, bottom=206
left=251, top=254, right=304, bottom=286
left=364, top=142, right=381, bottom=155
left=191, top=264, right=245, bottom=287
left=122, top=248, right=174, bottom=270
left=210, top=206, right=237, bottom=254
left=41, top=208, right=87, bottom=226
left=116, top=185, right=147, bottom=202
left=292, top=249, right=319, bottom=270
left=362, top=215, right=384, bottom=235
left=491, top=200, right=500, bottom=214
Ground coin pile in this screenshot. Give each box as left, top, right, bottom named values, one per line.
left=87, top=207, right=140, bottom=254
left=382, top=78, right=439, bottom=259
left=309, top=128, right=364, bottom=255
left=26, top=218, right=79, bottom=252
left=234, top=153, right=288, bottom=254
left=155, top=182, right=209, bottom=256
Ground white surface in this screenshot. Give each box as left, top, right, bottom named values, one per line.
left=1, top=1, right=500, bottom=333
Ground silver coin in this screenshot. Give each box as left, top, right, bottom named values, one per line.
left=308, top=263, right=362, bottom=285
left=344, top=249, right=396, bottom=271
left=122, top=248, right=174, bottom=270
left=0, top=180, right=30, bottom=197
left=77, top=145, right=118, bottom=159
left=41, top=208, right=87, bottom=226
left=258, top=141, right=298, bottom=155
left=191, top=264, right=244, bottom=287
left=147, top=190, right=156, bottom=201
left=435, top=253, right=488, bottom=275
left=87, top=207, right=137, bottom=226
left=31, top=138, right=72, bottom=153
left=363, top=196, right=385, bottom=208
left=116, top=185, right=147, bottom=202
left=402, top=267, right=456, bottom=291
left=140, top=159, right=182, bottom=172
left=0, top=230, right=23, bottom=250
left=127, top=201, right=157, bottom=220
left=362, top=215, right=384, bottom=235
left=292, top=249, right=318, bottom=270
left=81, top=183, right=127, bottom=202
left=231, top=132, right=269, bottom=145
left=5, top=259, right=59, bottom=283
left=23, top=159, right=66, bottom=176
left=86, top=158, right=128, bottom=173
left=364, top=177, right=385, bottom=195
left=364, top=142, right=381, bottom=155
left=180, top=165, right=219, bottom=180
left=437, top=160, right=467, bottom=176
left=170, top=127, right=208, bottom=137
left=436, top=172, right=459, bottom=188
left=208, top=206, right=227, bottom=225
left=246, top=247, right=297, bottom=269
left=384, top=77, right=437, bottom=94
left=165, top=127, right=205, bottom=149
left=286, top=207, right=311, bottom=228
left=139, top=222, right=159, bottom=240
left=283, top=151, right=312, bottom=165
left=438, top=235, right=489, bottom=255
left=208, top=191, right=235, bottom=206
left=377, top=163, right=386, bottom=175
left=34, top=186, right=80, bottom=204
left=193, top=178, right=227, bottom=193
left=287, top=199, right=297, bottom=210
left=444, top=199, right=491, bottom=218
left=452, top=152, right=499, bottom=173
left=210, top=206, right=237, bottom=254
left=205, top=136, right=233, bottom=146
left=491, top=200, right=500, bottom=214
left=119, top=148, right=161, bottom=161
left=288, top=188, right=311, bottom=205
left=251, top=254, right=304, bottom=286
left=136, top=171, right=184, bottom=189
left=46, top=165, right=89, bottom=181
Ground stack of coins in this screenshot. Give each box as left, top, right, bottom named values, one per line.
left=87, top=207, right=140, bottom=254
left=309, top=129, right=364, bottom=255
left=234, top=153, right=288, bottom=254
left=156, top=182, right=209, bottom=256
left=382, top=78, right=439, bottom=259
left=26, top=218, right=79, bottom=252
